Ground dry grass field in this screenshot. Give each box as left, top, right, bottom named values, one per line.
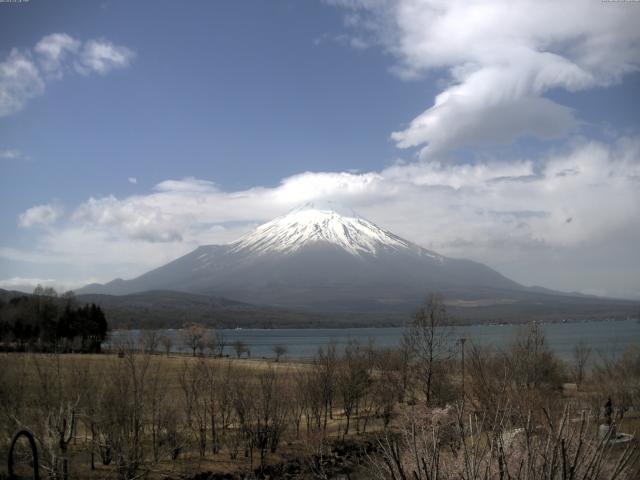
left=1, top=321, right=639, bottom=479
left=0, top=351, right=387, bottom=479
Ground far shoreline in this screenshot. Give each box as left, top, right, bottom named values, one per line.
left=108, top=315, right=639, bottom=332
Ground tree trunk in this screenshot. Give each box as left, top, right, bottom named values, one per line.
left=91, top=424, right=95, bottom=470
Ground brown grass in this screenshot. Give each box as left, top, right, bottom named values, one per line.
left=0, top=352, right=368, bottom=479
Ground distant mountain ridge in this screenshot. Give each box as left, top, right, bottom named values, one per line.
left=2, top=287, right=637, bottom=329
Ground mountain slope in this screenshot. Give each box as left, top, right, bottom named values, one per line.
left=78, top=202, right=525, bottom=311
left=73, top=290, right=358, bottom=329
left=3, top=288, right=637, bottom=329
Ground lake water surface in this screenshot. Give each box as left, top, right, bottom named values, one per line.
left=108, top=319, right=640, bottom=361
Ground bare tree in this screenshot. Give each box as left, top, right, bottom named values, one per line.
left=299, top=368, right=325, bottom=434
left=145, top=359, right=178, bottom=464
left=369, top=404, right=640, bottom=480
left=466, top=343, right=509, bottom=418
left=396, top=336, right=413, bottom=403
left=230, top=370, right=255, bottom=466
left=160, top=335, right=173, bottom=356
left=140, top=330, right=160, bottom=354
left=68, top=357, right=105, bottom=472
left=316, top=342, right=338, bottom=430
left=404, top=293, right=452, bottom=406
left=572, top=339, right=592, bottom=389
left=203, top=330, right=218, bottom=357
left=464, top=324, right=565, bottom=424
left=509, top=323, right=564, bottom=420
left=216, top=330, right=227, bottom=357
left=511, top=322, right=551, bottom=390
left=272, top=344, right=288, bottom=362
left=43, top=401, right=78, bottom=480
left=233, top=367, right=289, bottom=469
left=215, top=361, right=236, bottom=443
left=370, top=348, right=401, bottom=429
left=592, top=345, right=640, bottom=422
left=178, top=359, right=209, bottom=457
left=180, top=324, right=206, bottom=356
left=97, top=349, right=154, bottom=479
left=337, top=340, right=369, bottom=435
left=232, top=340, right=247, bottom=359
left=290, top=370, right=308, bottom=438
left=203, top=360, right=221, bottom=454
left=0, top=354, right=28, bottom=455
left=29, top=354, right=79, bottom=480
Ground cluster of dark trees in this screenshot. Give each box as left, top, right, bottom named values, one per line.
left=0, top=285, right=108, bottom=353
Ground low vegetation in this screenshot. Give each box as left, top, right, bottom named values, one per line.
left=0, top=294, right=638, bottom=479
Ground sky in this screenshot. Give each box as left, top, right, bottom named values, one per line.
left=1, top=0, right=639, bottom=299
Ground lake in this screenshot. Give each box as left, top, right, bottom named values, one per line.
left=107, top=318, right=640, bottom=361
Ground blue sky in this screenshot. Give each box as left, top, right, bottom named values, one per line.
left=1, top=0, right=640, bottom=299
left=1, top=1, right=427, bottom=198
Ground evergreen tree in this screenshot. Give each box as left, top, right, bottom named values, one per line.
left=0, top=289, right=109, bottom=353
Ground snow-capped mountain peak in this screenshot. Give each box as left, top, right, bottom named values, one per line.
left=76, top=201, right=528, bottom=311
left=229, top=202, right=423, bottom=256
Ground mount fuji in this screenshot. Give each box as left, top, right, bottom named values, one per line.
left=78, top=202, right=531, bottom=311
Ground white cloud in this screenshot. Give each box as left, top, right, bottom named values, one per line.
left=18, top=203, right=64, bottom=228
left=128, top=177, right=137, bottom=184
left=0, top=33, right=134, bottom=117
left=154, top=177, right=218, bottom=193
left=34, top=33, right=81, bottom=76
left=76, top=39, right=135, bottom=75
left=314, top=32, right=370, bottom=50
left=0, top=149, right=29, bottom=161
left=3, top=136, right=639, bottom=298
left=0, top=50, right=45, bottom=117
left=72, top=195, right=185, bottom=243
left=327, top=0, right=640, bottom=156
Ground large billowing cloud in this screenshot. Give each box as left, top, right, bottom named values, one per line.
left=5, top=137, right=640, bottom=298
left=0, top=33, right=134, bottom=117
left=327, top=0, right=640, bottom=156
